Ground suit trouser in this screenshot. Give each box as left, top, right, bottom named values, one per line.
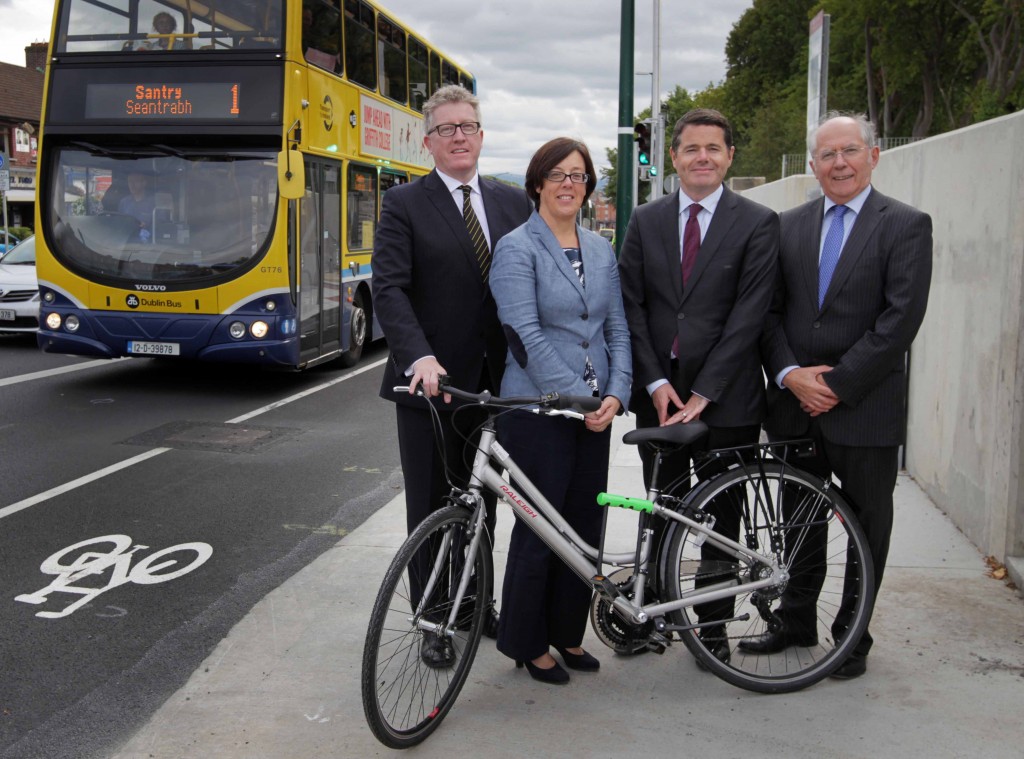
left=395, top=402, right=497, bottom=609
left=769, top=421, right=898, bottom=658
left=495, top=411, right=610, bottom=662
left=636, top=410, right=761, bottom=628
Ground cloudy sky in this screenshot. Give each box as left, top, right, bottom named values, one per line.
left=0, top=0, right=753, bottom=174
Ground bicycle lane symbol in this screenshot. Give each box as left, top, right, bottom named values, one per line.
left=14, top=534, right=213, bottom=619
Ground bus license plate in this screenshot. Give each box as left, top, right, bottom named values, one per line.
left=127, top=340, right=180, bottom=356
left=0, top=309, right=14, bottom=321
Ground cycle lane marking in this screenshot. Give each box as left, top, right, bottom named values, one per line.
left=0, top=357, right=386, bottom=521
left=0, top=357, right=131, bottom=388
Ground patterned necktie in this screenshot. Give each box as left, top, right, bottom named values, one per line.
left=681, top=202, right=702, bottom=286
left=818, top=204, right=848, bottom=308
left=460, top=185, right=490, bottom=281
left=672, top=203, right=703, bottom=357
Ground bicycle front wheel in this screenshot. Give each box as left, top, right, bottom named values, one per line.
left=361, top=504, right=492, bottom=749
left=661, top=462, right=874, bottom=693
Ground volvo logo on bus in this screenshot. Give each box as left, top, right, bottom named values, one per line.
left=126, top=294, right=140, bottom=309
left=134, top=284, right=167, bottom=291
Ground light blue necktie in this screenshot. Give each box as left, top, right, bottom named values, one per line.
left=818, top=205, right=848, bottom=308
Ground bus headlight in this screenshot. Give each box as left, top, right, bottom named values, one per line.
left=229, top=321, right=246, bottom=339
left=265, top=299, right=276, bottom=312
left=250, top=320, right=269, bottom=339
left=65, top=315, right=81, bottom=333
left=45, top=312, right=62, bottom=330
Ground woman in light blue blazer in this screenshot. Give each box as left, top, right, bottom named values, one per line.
left=490, top=137, right=632, bottom=684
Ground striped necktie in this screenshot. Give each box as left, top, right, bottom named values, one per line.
left=460, top=185, right=490, bottom=281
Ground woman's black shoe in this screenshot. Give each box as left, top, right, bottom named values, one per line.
left=516, top=658, right=570, bottom=684
left=554, top=646, right=600, bottom=671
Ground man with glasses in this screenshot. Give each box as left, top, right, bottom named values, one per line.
left=754, top=111, right=932, bottom=679
left=618, top=108, right=779, bottom=670
left=373, top=85, right=531, bottom=666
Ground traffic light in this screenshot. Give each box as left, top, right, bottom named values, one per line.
left=634, top=123, right=651, bottom=167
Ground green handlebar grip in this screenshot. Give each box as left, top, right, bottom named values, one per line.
left=597, top=492, right=654, bottom=513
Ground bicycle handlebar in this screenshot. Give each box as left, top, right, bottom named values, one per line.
left=393, top=375, right=603, bottom=414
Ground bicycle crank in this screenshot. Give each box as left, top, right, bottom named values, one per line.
left=589, top=568, right=658, bottom=655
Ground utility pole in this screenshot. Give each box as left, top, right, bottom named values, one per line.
left=614, top=0, right=634, bottom=257
left=650, top=0, right=663, bottom=200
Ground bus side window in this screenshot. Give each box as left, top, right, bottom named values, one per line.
left=344, top=0, right=376, bottom=90
left=378, top=15, right=407, bottom=106
left=347, top=164, right=377, bottom=251
left=303, top=0, right=342, bottom=74
left=408, top=37, right=428, bottom=112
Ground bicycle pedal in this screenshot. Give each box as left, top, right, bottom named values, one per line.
left=592, top=575, right=623, bottom=599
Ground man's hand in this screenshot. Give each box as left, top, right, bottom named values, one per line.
left=409, top=357, right=451, bottom=403
left=651, top=383, right=685, bottom=426
left=783, top=365, right=839, bottom=416
left=585, top=396, right=621, bottom=433
left=663, top=394, right=709, bottom=426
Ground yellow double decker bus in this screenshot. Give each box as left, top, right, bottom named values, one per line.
left=35, top=0, right=474, bottom=368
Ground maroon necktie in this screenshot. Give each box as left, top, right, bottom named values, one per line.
left=681, top=202, right=702, bottom=285
left=672, top=203, right=703, bottom=358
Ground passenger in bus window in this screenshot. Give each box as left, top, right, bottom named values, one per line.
left=135, top=12, right=178, bottom=51
left=118, top=172, right=156, bottom=241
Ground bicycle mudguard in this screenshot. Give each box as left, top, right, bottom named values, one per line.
left=597, top=492, right=654, bottom=513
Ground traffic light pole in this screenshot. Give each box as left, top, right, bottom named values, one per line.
left=614, top=0, right=635, bottom=257
left=650, top=0, right=662, bottom=200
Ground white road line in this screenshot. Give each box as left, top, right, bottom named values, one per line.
left=0, top=358, right=130, bottom=388
left=0, top=448, right=170, bottom=520
left=226, top=358, right=386, bottom=423
left=0, top=357, right=388, bottom=520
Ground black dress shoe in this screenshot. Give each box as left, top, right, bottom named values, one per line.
left=694, top=627, right=731, bottom=671
left=420, top=631, right=455, bottom=668
left=738, top=627, right=818, bottom=654
left=516, top=658, right=570, bottom=684
left=554, top=646, right=600, bottom=671
left=482, top=607, right=500, bottom=639
left=830, top=653, right=867, bottom=679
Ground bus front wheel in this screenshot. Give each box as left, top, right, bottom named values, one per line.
left=339, top=289, right=367, bottom=367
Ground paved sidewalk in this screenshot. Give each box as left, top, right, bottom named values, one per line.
left=114, top=417, right=1024, bottom=759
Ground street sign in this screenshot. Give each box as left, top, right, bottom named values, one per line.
left=0, top=152, right=7, bottom=170
left=0, top=170, right=9, bottom=193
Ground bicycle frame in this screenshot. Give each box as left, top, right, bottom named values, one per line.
left=415, top=416, right=787, bottom=634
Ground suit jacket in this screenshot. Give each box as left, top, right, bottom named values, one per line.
left=490, top=212, right=632, bottom=407
left=760, top=187, right=933, bottom=446
left=373, top=170, right=532, bottom=407
left=618, top=186, right=779, bottom=427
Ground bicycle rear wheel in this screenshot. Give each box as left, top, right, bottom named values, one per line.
left=661, top=462, right=874, bottom=693
left=361, top=504, right=492, bottom=749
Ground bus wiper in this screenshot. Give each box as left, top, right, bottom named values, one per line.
left=70, top=141, right=118, bottom=156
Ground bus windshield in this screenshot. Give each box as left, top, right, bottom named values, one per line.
left=48, top=147, right=279, bottom=288
left=58, top=0, right=284, bottom=53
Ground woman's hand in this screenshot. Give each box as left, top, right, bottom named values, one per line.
left=585, top=396, right=621, bottom=433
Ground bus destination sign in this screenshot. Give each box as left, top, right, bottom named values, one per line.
left=85, top=82, right=241, bottom=120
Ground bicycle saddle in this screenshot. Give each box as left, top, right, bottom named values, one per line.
left=622, top=420, right=709, bottom=449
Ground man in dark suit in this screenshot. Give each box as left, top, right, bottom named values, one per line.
left=372, top=85, right=531, bottom=664
left=619, top=108, right=779, bottom=668
left=752, top=112, right=932, bottom=679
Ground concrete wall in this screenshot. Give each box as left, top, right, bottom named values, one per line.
left=742, top=110, right=1024, bottom=574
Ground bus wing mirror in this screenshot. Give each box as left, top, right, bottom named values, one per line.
left=278, top=149, right=305, bottom=200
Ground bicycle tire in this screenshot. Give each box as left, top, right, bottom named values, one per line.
left=660, top=462, right=874, bottom=693
left=361, top=504, right=491, bottom=749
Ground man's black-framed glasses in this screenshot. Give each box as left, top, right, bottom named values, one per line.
left=544, top=170, right=590, bottom=184
left=429, top=121, right=481, bottom=137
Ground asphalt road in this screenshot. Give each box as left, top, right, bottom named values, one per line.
left=0, top=335, right=400, bottom=759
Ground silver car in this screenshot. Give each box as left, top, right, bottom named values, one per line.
left=0, top=235, right=39, bottom=333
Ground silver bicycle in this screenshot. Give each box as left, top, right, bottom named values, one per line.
left=361, top=379, right=874, bottom=749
